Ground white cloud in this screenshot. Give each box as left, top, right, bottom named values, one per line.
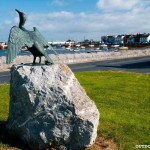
left=51, top=0, right=65, bottom=6
left=20, top=7, right=150, bottom=41
left=1, top=0, right=150, bottom=42
left=97, top=0, right=140, bottom=11
left=3, top=20, right=12, bottom=25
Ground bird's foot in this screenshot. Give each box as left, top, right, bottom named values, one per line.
left=32, top=62, right=36, bottom=65
left=45, top=61, right=53, bottom=65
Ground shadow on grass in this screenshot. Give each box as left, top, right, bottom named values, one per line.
left=0, top=121, right=28, bottom=150
left=0, top=121, right=115, bottom=150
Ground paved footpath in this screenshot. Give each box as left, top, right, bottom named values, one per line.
left=1, top=49, right=150, bottom=72
left=0, top=56, right=150, bottom=84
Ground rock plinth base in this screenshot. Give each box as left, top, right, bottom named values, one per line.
left=7, top=64, right=100, bottom=150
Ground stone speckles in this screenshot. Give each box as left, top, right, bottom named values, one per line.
left=7, top=64, right=100, bottom=150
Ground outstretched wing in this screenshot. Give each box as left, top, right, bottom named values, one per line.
left=6, top=26, right=34, bottom=64
left=33, top=27, right=57, bottom=54
left=33, top=27, right=49, bottom=47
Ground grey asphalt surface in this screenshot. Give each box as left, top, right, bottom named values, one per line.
left=0, top=56, right=150, bottom=84
left=68, top=56, right=150, bottom=73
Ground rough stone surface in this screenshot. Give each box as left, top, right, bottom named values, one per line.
left=7, top=64, right=100, bottom=150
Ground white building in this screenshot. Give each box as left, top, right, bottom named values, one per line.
left=139, top=34, right=150, bottom=43
left=116, top=35, right=125, bottom=44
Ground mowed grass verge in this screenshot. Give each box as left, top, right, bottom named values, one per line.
left=0, top=71, right=150, bottom=150
left=75, top=71, right=150, bottom=150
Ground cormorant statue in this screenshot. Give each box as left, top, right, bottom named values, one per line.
left=6, top=9, right=57, bottom=64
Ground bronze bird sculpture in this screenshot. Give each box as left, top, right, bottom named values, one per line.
left=6, top=9, right=57, bottom=64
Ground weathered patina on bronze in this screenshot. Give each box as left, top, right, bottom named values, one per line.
left=6, top=9, right=57, bottom=64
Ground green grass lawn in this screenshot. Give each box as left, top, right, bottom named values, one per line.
left=75, top=71, right=150, bottom=150
left=0, top=71, right=150, bottom=150
left=0, top=84, right=10, bottom=121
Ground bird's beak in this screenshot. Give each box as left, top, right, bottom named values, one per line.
left=15, top=9, right=23, bottom=14
left=15, top=9, right=20, bottom=13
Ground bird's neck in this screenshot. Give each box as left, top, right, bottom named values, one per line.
left=18, top=14, right=26, bottom=29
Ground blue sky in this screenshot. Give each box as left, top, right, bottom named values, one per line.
left=0, top=0, right=150, bottom=41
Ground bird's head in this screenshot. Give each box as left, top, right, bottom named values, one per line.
left=15, top=9, right=26, bottom=17
left=15, top=9, right=21, bottom=14
left=15, top=9, right=27, bottom=29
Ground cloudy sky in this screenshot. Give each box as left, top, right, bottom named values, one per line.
left=0, top=0, right=150, bottom=42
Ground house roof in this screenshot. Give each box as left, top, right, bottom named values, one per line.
left=140, top=34, right=150, bottom=37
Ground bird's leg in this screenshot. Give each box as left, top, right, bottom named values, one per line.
left=33, top=56, right=36, bottom=64
left=39, top=57, right=41, bottom=64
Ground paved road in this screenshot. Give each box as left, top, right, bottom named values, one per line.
left=68, top=56, right=150, bottom=73
left=0, top=56, right=150, bottom=84
left=0, top=71, right=10, bottom=84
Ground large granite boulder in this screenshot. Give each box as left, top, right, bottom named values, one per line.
left=7, top=64, right=100, bottom=150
